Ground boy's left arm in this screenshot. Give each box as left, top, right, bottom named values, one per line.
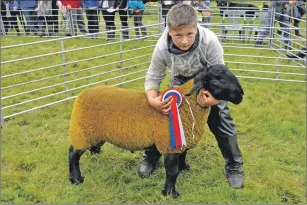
left=205, top=35, right=224, bottom=66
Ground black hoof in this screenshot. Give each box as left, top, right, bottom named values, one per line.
left=162, top=189, right=180, bottom=198
left=179, top=164, right=190, bottom=172
left=172, top=191, right=180, bottom=198
left=69, top=176, right=84, bottom=184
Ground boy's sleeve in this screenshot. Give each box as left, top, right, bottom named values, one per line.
left=206, top=34, right=224, bottom=66
left=144, top=46, right=167, bottom=93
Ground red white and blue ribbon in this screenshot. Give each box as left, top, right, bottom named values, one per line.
left=161, top=88, right=186, bottom=149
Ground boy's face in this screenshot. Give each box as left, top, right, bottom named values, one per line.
left=168, top=26, right=197, bottom=51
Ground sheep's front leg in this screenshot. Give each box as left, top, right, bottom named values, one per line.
left=162, top=154, right=180, bottom=198
left=69, top=145, right=85, bottom=184
left=178, top=151, right=190, bottom=172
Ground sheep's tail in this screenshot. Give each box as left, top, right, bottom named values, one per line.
left=184, top=98, right=195, bottom=139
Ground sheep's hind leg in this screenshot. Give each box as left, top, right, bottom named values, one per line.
left=69, top=145, right=85, bottom=184
left=89, top=141, right=105, bottom=154
left=162, top=154, right=180, bottom=198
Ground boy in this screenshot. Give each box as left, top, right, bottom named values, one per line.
left=139, top=4, right=244, bottom=189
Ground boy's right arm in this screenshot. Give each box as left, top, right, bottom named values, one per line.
left=145, top=44, right=172, bottom=114
left=144, top=46, right=167, bottom=93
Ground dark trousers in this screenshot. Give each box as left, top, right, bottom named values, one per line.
left=162, top=4, right=174, bottom=28
left=133, top=11, right=146, bottom=37
left=101, top=8, right=129, bottom=39
left=293, top=19, right=301, bottom=35
left=51, top=9, right=59, bottom=33
left=36, top=15, right=53, bottom=34
left=22, top=8, right=37, bottom=33
left=8, top=10, right=22, bottom=33
left=1, top=10, right=9, bottom=34
left=85, top=9, right=99, bottom=33
left=207, top=101, right=243, bottom=169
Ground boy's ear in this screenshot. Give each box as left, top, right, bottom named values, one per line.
left=168, top=29, right=173, bottom=36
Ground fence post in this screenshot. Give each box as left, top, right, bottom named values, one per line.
left=0, top=16, right=6, bottom=36
left=268, top=7, right=275, bottom=48
left=68, top=10, right=75, bottom=36
left=119, top=31, right=124, bottom=85
left=60, top=40, right=71, bottom=97
left=276, top=33, right=283, bottom=80
left=0, top=109, right=4, bottom=128
left=158, top=3, right=162, bottom=34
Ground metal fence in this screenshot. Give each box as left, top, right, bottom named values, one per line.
left=1, top=4, right=306, bottom=125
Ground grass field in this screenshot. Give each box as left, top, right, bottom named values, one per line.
left=1, top=74, right=305, bottom=204
left=1, top=1, right=306, bottom=204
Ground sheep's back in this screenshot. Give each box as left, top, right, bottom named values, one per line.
left=69, top=85, right=167, bottom=151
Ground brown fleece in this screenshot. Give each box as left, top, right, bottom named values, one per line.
left=69, top=80, right=210, bottom=154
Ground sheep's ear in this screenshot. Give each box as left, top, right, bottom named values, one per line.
left=185, top=81, right=205, bottom=96
left=185, top=70, right=207, bottom=96
left=185, top=81, right=204, bottom=96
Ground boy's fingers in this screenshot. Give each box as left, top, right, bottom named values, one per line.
left=161, top=98, right=173, bottom=109
left=162, top=96, right=172, bottom=104
left=162, top=107, right=172, bottom=115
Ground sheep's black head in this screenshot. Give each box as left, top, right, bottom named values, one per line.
left=186, top=64, right=244, bottom=104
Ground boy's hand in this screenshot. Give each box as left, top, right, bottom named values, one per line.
left=149, top=96, right=173, bottom=115
left=147, top=91, right=173, bottom=115
left=197, top=89, right=219, bottom=107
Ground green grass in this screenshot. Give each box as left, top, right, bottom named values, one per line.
left=1, top=77, right=305, bottom=204
left=1, top=5, right=306, bottom=203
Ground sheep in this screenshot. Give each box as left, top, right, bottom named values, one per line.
left=68, top=64, right=244, bottom=198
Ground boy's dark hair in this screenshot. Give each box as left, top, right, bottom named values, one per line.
left=166, top=4, right=198, bottom=29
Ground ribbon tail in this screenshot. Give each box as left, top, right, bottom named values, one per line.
left=171, top=103, right=182, bottom=149
left=177, top=107, right=186, bottom=147
left=169, top=112, right=176, bottom=149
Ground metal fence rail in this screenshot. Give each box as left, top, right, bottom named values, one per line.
left=1, top=4, right=306, bottom=124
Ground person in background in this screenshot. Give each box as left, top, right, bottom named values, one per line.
left=191, top=0, right=211, bottom=24
left=14, top=0, right=37, bottom=35
left=100, top=0, right=129, bottom=40
left=125, top=0, right=146, bottom=39
left=1, top=0, right=9, bottom=35
left=35, top=0, right=53, bottom=36
left=7, top=0, right=24, bottom=35
left=51, top=0, right=59, bottom=35
left=289, top=0, right=305, bottom=36
left=82, top=0, right=100, bottom=38
left=255, top=0, right=291, bottom=49
left=204, top=0, right=211, bottom=23
left=160, top=0, right=183, bottom=29
left=57, top=0, right=87, bottom=36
